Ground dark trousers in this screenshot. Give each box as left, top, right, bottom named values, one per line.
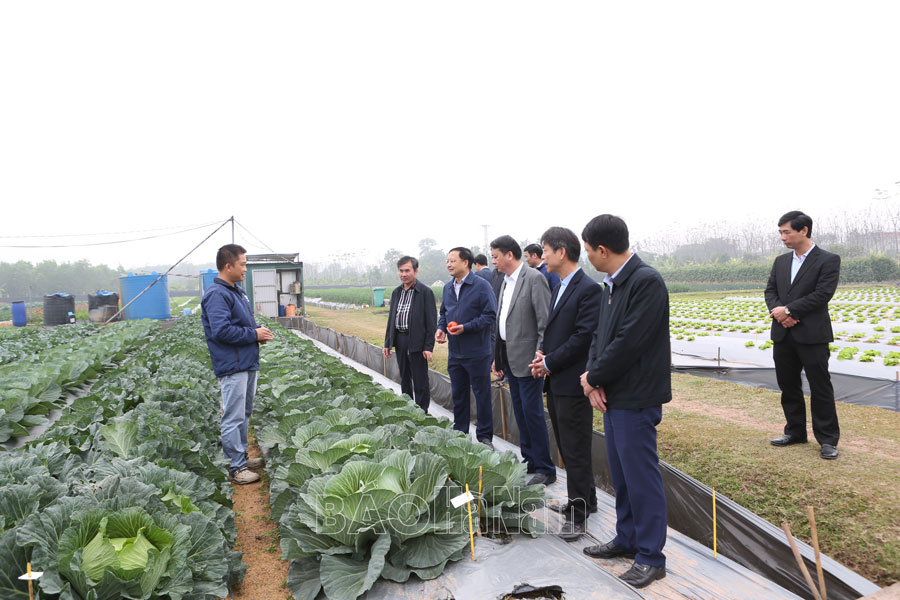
left=773, top=331, right=840, bottom=446
left=393, top=331, right=430, bottom=411
left=501, top=346, right=554, bottom=476
left=547, top=389, right=596, bottom=523
left=448, top=355, right=494, bottom=441
left=605, top=406, right=667, bottom=568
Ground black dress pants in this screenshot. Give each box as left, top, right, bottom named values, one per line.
left=394, top=331, right=430, bottom=411
left=773, top=330, right=840, bottom=446
left=546, top=388, right=597, bottom=524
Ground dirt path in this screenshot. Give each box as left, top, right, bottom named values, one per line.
left=228, top=441, right=289, bottom=600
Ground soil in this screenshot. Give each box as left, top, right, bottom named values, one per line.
left=227, top=442, right=290, bottom=600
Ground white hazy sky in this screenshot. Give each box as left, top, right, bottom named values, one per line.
left=2, top=1, right=899, bottom=269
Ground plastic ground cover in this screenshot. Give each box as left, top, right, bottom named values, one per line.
left=293, top=328, right=822, bottom=600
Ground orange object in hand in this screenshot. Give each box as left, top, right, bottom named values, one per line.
left=448, top=321, right=459, bottom=332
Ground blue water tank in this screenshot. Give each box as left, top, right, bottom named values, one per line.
left=11, top=301, right=27, bottom=327
left=120, top=273, right=172, bottom=320
left=200, top=269, right=218, bottom=294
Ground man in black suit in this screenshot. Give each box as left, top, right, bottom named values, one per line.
left=529, top=226, right=602, bottom=542
left=384, top=256, right=437, bottom=411
left=578, top=215, right=669, bottom=589
left=764, top=211, right=841, bottom=460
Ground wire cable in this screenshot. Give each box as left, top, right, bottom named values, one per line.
left=0, top=222, right=222, bottom=248
left=0, top=220, right=222, bottom=239
left=234, top=219, right=276, bottom=253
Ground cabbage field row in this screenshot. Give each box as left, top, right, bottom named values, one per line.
left=0, top=320, right=157, bottom=444
left=252, top=321, right=545, bottom=600
left=0, top=323, right=101, bottom=367
left=1, top=315, right=548, bottom=600
left=1, top=316, right=245, bottom=600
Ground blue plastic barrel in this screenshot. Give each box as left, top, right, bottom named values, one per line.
left=120, top=273, right=172, bottom=320
left=278, top=305, right=286, bottom=317
left=11, top=301, right=27, bottom=327
left=200, top=269, right=218, bottom=295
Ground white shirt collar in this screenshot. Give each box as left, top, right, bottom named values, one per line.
left=504, top=262, right=524, bottom=284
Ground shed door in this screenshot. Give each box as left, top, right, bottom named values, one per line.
left=252, top=269, right=278, bottom=317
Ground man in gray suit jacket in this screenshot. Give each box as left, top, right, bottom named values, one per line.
left=490, top=235, right=555, bottom=486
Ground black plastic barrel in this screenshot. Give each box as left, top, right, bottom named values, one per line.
left=43, top=293, right=75, bottom=326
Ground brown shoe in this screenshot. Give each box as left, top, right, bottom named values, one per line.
left=246, top=457, right=265, bottom=470
left=230, top=467, right=260, bottom=485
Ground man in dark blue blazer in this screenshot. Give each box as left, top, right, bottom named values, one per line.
left=530, top=227, right=602, bottom=542
left=473, top=254, right=494, bottom=282
left=579, top=215, right=670, bottom=589
left=764, top=211, right=841, bottom=459
left=436, top=247, right=498, bottom=448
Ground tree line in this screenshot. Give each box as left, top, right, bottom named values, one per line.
left=0, top=260, right=213, bottom=298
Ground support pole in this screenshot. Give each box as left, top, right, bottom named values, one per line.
left=106, top=217, right=232, bottom=324
left=498, top=384, right=508, bottom=441
left=808, top=506, right=827, bottom=600
left=782, top=522, right=823, bottom=600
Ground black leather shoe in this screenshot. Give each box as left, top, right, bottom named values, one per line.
left=619, top=562, right=666, bottom=588
left=526, top=473, right=556, bottom=486
left=583, top=540, right=635, bottom=559
left=477, top=437, right=494, bottom=451
left=770, top=434, right=808, bottom=447
left=558, top=519, right=586, bottom=542
left=820, top=444, right=839, bottom=459
left=549, top=500, right=598, bottom=515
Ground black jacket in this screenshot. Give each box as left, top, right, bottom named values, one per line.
left=585, top=255, right=671, bottom=409
left=764, top=245, right=840, bottom=344
left=540, top=268, right=603, bottom=397
left=384, top=280, right=437, bottom=353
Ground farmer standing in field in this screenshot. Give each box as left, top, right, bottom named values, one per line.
left=579, top=214, right=670, bottom=589
left=383, top=256, right=437, bottom=411
left=436, top=247, right=497, bottom=449
left=765, top=211, right=841, bottom=460
left=201, top=244, right=274, bottom=485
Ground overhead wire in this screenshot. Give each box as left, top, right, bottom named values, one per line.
left=0, top=222, right=223, bottom=248
left=0, top=220, right=222, bottom=239
left=234, top=219, right=276, bottom=253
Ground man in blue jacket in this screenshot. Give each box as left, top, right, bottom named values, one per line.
left=201, top=244, right=274, bottom=485
left=436, top=247, right=497, bottom=448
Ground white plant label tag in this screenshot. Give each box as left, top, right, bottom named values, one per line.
left=19, top=571, right=43, bottom=581
left=451, top=491, right=475, bottom=508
